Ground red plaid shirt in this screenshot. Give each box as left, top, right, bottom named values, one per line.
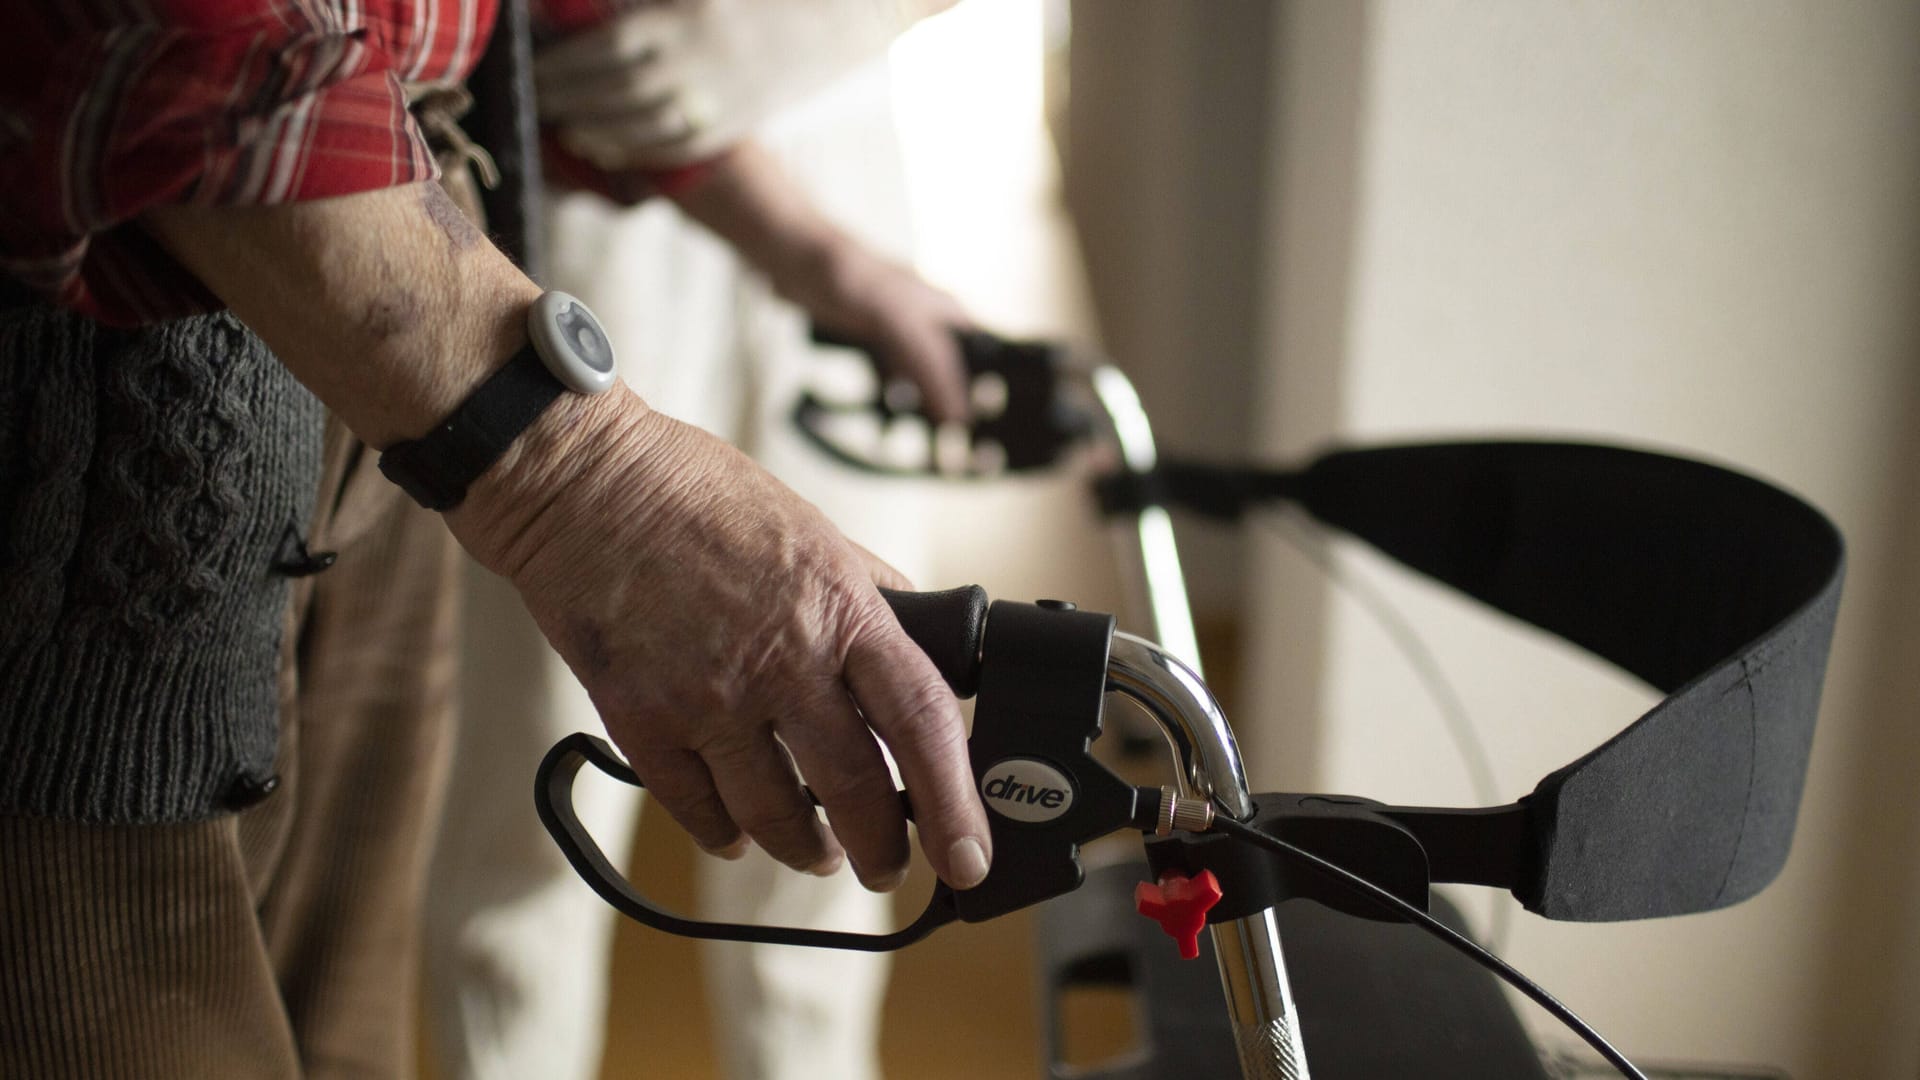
left=0, top=0, right=669, bottom=326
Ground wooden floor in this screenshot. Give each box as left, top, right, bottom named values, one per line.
left=593, top=813, right=1043, bottom=1080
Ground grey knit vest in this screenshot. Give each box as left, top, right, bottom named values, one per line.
left=0, top=300, right=324, bottom=823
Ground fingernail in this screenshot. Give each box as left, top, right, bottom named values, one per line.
left=807, top=850, right=845, bottom=877
left=948, top=837, right=989, bottom=889
left=704, top=836, right=750, bottom=861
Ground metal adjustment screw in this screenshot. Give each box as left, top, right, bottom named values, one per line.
left=1174, top=795, right=1216, bottom=833
left=1155, top=785, right=1216, bottom=835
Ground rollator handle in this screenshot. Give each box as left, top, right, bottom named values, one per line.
left=799, top=325, right=1091, bottom=476
left=879, top=585, right=987, bottom=698
left=533, top=590, right=1159, bottom=949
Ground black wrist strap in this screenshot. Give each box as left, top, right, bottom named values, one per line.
left=378, top=342, right=565, bottom=511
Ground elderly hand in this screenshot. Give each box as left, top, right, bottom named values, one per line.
left=143, top=180, right=990, bottom=895
left=449, top=386, right=992, bottom=893
left=665, top=142, right=975, bottom=423
left=534, top=0, right=951, bottom=169
left=789, top=233, right=975, bottom=423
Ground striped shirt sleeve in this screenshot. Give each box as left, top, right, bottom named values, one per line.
left=0, top=0, right=495, bottom=325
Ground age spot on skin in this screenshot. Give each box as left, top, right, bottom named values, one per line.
left=420, top=181, right=486, bottom=254
left=358, top=290, right=422, bottom=341
left=566, top=615, right=615, bottom=679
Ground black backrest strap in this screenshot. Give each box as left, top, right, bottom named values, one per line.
left=1155, top=441, right=1844, bottom=921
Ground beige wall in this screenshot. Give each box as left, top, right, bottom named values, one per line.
left=1237, top=2, right=1920, bottom=1075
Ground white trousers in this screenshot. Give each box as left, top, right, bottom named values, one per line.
left=424, top=63, right=936, bottom=1080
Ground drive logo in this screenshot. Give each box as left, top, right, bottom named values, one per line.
left=980, top=758, right=1076, bottom=823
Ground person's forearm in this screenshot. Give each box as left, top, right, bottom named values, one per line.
left=143, top=182, right=548, bottom=450
left=671, top=142, right=972, bottom=420
left=669, top=143, right=851, bottom=314
left=145, top=175, right=994, bottom=893
left=142, top=180, right=650, bottom=578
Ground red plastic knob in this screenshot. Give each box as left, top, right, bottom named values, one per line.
left=1134, top=869, right=1224, bottom=959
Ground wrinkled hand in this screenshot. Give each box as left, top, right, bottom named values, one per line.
left=535, top=0, right=940, bottom=169
left=452, top=389, right=991, bottom=893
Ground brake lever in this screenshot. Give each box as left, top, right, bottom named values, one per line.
left=536, top=731, right=963, bottom=952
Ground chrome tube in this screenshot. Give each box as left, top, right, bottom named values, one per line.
left=1087, top=365, right=1204, bottom=676
left=1212, top=912, right=1310, bottom=1080
left=1107, top=632, right=1251, bottom=818
left=1106, top=633, right=1310, bottom=1079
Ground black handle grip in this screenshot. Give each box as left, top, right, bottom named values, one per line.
left=809, top=324, right=869, bottom=354
left=802, top=323, right=1088, bottom=477
left=880, top=586, right=987, bottom=699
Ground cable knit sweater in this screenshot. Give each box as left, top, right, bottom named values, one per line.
left=0, top=295, right=323, bottom=822
left=0, top=2, right=540, bottom=824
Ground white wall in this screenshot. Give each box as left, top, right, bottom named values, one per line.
left=1064, top=0, right=1277, bottom=623
left=884, top=0, right=1122, bottom=612
left=1242, top=3, right=1920, bottom=1075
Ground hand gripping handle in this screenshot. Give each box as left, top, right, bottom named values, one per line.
left=799, top=325, right=1089, bottom=476
left=531, top=588, right=991, bottom=951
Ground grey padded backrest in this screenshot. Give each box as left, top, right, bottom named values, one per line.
left=1287, top=442, right=1843, bottom=921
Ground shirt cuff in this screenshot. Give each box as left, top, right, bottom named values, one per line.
left=68, top=69, right=439, bottom=326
